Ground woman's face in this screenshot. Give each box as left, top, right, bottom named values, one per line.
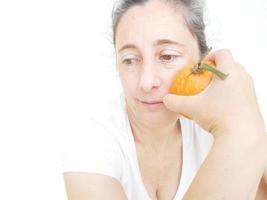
left=115, top=0, right=200, bottom=126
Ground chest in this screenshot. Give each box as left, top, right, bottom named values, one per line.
left=136, top=144, right=183, bottom=200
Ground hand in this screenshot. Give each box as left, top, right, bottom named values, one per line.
left=163, top=49, right=266, bottom=140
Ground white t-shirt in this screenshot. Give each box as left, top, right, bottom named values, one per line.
left=62, top=94, right=214, bottom=200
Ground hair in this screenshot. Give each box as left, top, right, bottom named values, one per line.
left=111, top=0, right=209, bottom=58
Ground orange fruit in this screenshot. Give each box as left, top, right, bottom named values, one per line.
left=170, top=60, right=228, bottom=96
left=170, top=60, right=228, bottom=119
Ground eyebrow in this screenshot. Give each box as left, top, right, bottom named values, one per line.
left=153, top=39, right=185, bottom=47
left=118, top=39, right=184, bottom=53
left=118, top=44, right=137, bottom=53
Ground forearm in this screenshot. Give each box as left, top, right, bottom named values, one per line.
left=183, top=132, right=267, bottom=200
left=264, top=162, right=267, bottom=184
left=264, top=132, right=267, bottom=184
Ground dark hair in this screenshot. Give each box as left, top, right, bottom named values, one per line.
left=112, top=0, right=209, bottom=58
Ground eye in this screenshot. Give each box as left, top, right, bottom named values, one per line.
left=158, top=50, right=181, bottom=63
left=122, top=58, right=135, bottom=65
left=160, top=54, right=175, bottom=60
left=121, top=55, right=141, bottom=66
left=159, top=54, right=180, bottom=62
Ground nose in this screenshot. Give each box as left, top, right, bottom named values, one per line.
left=139, top=63, right=161, bottom=93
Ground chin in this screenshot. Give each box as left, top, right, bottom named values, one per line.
left=126, top=97, right=179, bottom=126
left=139, top=107, right=179, bottom=127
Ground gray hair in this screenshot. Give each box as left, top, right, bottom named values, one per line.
left=111, top=0, right=209, bottom=58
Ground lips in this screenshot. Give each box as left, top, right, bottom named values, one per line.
left=139, top=100, right=163, bottom=104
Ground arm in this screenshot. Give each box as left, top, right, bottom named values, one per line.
left=264, top=137, right=267, bottom=184
left=64, top=172, right=128, bottom=200
left=264, top=170, right=267, bottom=184
left=163, top=49, right=267, bottom=199
left=255, top=176, right=267, bottom=200
left=183, top=132, right=267, bottom=200
left=255, top=133, right=267, bottom=200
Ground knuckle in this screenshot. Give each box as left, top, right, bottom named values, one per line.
left=246, top=73, right=254, bottom=83
left=215, top=49, right=234, bottom=64
left=234, top=62, right=245, bottom=71
left=220, top=48, right=233, bottom=57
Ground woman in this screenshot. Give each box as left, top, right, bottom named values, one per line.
left=63, top=0, right=267, bottom=199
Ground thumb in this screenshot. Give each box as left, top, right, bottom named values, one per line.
left=163, top=94, right=200, bottom=119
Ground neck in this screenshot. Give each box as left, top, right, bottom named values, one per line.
left=127, top=107, right=181, bottom=148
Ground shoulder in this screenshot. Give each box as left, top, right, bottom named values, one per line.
left=64, top=172, right=128, bottom=200
left=62, top=94, right=129, bottom=181
left=66, top=93, right=128, bottom=152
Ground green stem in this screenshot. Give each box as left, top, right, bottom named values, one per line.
left=199, top=63, right=229, bottom=80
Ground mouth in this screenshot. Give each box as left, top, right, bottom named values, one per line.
left=140, top=100, right=163, bottom=105
left=138, top=99, right=164, bottom=107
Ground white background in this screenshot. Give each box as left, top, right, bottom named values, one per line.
left=0, top=0, right=266, bottom=199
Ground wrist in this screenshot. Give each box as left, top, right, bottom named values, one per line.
left=214, top=131, right=267, bottom=171
left=213, top=114, right=266, bottom=144
left=217, top=110, right=266, bottom=136
left=214, top=128, right=266, bottom=148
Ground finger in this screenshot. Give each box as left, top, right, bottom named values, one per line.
left=163, top=94, right=200, bottom=119
left=204, top=49, right=234, bottom=63
left=204, top=49, right=234, bottom=73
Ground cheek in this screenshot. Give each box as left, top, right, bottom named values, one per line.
left=119, top=70, right=139, bottom=96
left=187, top=40, right=201, bottom=62
left=161, top=59, right=189, bottom=85
left=161, top=69, right=180, bottom=91
left=160, top=55, right=198, bottom=91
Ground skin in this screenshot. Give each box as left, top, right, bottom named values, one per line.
left=164, top=49, right=267, bottom=199
left=115, top=2, right=197, bottom=198
left=115, top=0, right=199, bottom=144
left=64, top=0, right=267, bottom=199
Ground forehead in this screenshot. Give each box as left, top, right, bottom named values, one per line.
left=115, top=0, right=195, bottom=49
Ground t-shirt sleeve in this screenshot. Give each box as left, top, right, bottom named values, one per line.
left=61, top=118, right=123, bottom=181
